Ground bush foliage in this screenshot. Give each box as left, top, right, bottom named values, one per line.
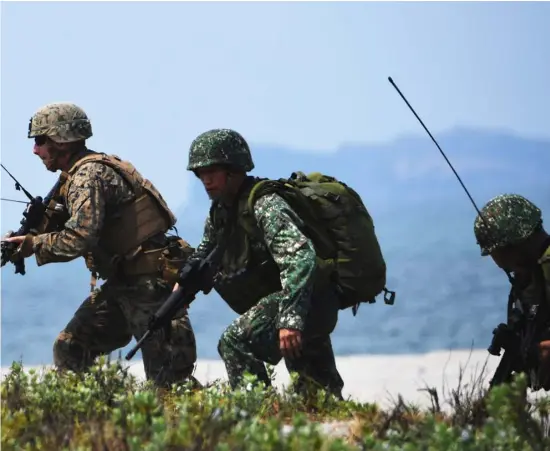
left=1, top=356, right=550, bottom=450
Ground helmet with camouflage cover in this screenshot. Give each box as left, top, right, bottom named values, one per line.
left=187, top=128, right=254, bottom=172
left=474, top=194, right=543, bottom=256
left=28, top=102, right=93, bottom=143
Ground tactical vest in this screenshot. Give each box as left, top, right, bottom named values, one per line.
left=59, top=152, right=179, bottom=283
left=210, top=177, right=285, bottom=314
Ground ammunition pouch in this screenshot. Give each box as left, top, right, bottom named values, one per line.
left=84, top=236, right=195, bottom=284
left=98, top=193, right=174, bottom=257
left=158, top=236, right=195, bottom=284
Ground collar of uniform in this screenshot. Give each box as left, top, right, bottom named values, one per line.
left=65, top=147, right=96, bottom=172
left=214, top=175, right=257, bottom=209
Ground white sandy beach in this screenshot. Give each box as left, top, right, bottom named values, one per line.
left=4, top=348, right=542, bottom=410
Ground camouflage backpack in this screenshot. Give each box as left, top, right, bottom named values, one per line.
left=245, top=171, right=395, bottom=314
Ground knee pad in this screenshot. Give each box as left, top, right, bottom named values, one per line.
left=217, top=332, right=227, bottom=358
left=217, top=326, right=235, bottom=358
left=53, top=331, right=89, bottom=371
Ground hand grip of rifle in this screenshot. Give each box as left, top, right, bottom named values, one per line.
left=1, top=165, right=64, bottom=275
left=487, top=315, right=525, bottom=388
left=1, top=230, right=16, bottom=268
left=1, top=196, right=46, bottom=275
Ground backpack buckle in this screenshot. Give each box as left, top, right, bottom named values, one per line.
left=383, top=288, right=396, bottom=305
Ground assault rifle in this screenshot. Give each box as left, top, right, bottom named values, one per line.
left=387, top=76, right=548, bottom=392
left=125, top=243, right=225, bottom=361
left=487, top=302, right=527, bottom=387
left=1, top=164, right=64, bottom=275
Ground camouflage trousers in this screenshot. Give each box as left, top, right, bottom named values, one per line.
left=53, top=274, right=197, bottom=388
left=218, top=286, right=344, bottom=398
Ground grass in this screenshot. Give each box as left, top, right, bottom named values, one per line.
left=1, top=354, right=550, bottom=450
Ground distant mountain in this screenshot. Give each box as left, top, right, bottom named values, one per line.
left=2, top=127, right=549, bottom=367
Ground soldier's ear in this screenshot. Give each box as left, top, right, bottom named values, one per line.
left=53, top=141, right=79, bottom=153
left=227, top=169, right=246, bottom=178
left=226, top=170, right=245, bottom=183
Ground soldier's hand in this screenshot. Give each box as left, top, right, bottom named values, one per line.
left=2, top=235, right=25, bottom=245
left=1, top=234, right=34, bottom=260
left=171, top=282, right=189, bottom=311
left=279, top=328, right=302, bottom=359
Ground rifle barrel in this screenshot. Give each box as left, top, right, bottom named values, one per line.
left=125, top=330, right=151, bottom=360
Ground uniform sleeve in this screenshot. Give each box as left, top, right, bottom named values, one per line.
left=31, top=163, right=107, bottom=265
left=253, top=193, right=317, bottom=331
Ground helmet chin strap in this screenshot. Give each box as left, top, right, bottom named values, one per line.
left=49, top=152, right=63, bottom=169
left=46, top=143, right=74, bottom=172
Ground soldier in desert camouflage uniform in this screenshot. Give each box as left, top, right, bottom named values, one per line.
left=177, top=128, right=344, bottom=398
left=474, top=193, right=550, bottom=390
left=3, top=102, right=197, bottom=387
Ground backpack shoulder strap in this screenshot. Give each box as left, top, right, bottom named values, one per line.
left=537, top=242, right=550, bottom=282
left=233, top=178, right=277, bottom=240
left=537, top=244, right=550, bottom=307
left=243, top=175, right=320, bottom=237
left=247, top=178, right=288, bottom=211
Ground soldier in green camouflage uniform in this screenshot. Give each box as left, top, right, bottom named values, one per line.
left=474, top=194, right=550, bottom=390
left=3, top=103, right=197, bottom=387
left=181, top=128, right=344, bottom=398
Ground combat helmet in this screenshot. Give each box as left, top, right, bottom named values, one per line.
left=474, top=194, right=543, bottom=256
left=187, top=128, right=254, bottom=173
left=28, top=102, right=93, bottom=143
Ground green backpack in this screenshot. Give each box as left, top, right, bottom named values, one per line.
left=245, top=171, right=395, bottom=315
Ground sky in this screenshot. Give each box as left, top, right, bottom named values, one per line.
left=1, top=0, right=549, bottom=232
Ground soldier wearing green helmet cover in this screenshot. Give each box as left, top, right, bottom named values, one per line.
left=181, top=128, right=345, bottom=399
left=474, top=193, right=550, bottom=390
left=4, top=102, right=198, bottom=388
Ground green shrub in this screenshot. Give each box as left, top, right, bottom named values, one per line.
left=1, top=357, right=549, bottom=450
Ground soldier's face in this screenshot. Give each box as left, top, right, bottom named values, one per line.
left=196, top=165, right=229, bottom=200
left=33, top=136, right=70, bottom=172
left=32, top=136, right=65, bottom=172
left=490, top=249, right=512, bottom=271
